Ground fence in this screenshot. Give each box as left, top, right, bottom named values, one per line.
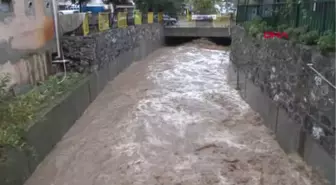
left=236, top=1, right=335, bottom=34
left=79, top=11, right=164, bottom=36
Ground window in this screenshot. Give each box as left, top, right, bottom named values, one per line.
left=0, top=0, right=12, bottom=13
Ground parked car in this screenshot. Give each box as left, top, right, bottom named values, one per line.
left=58, top=10, right=79, bottom=15
left=154, top=14, right=177, bottom=26
left=191, top=14, right=213, bottom=21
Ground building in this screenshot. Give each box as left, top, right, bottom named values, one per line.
left=0, top=0, right=85, bottom=91
left=0, top=0, right=56, bottom=89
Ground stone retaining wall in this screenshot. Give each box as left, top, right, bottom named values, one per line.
left=62, top=24, right=164, bottom=73
left=230, top=26, right=335, bottom=184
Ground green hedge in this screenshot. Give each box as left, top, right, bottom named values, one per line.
left=243, top=17, right=335, bottom=53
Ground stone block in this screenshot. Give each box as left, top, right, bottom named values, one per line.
left=0, top=147, right=30, bottom=185
left=88, top=72, right=99, bottom=102
left=245, top=79, right=263, bottom=114
left=133, top=46, right=141, bottom=62
left=275, top=107, right=301, bottom=153
left=97, top=65, right=110, bottom=93
left=109, top=60, right=118, bottom=81
left=69, top=78, right=91, bottom=120
left=303, top=133, right=335, bottom=185
left=264, top=99, right=279, bottom=132
left=126, top=51, right=133, bottom=68
left=139, top=39, right=148, bottom=59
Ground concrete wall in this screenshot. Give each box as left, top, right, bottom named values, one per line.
left=230, top=26, right=335, bottom=184
left=62, top=23, right=164, bottom=73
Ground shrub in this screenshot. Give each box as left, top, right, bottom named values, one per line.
left=317, top=30, right=335, bottom=53
left=299, top=30, right=319, bottom=45
left=277, top=24, right=289, bottom=32
left=285, top=26, right=308, bottom=42
left=243, top=17, right=273, bottom=38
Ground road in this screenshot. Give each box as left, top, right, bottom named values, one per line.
left=25, top=41, right=324, bottom=185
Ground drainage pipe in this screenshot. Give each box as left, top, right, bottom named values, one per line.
left=51, top=0, right=68, bottom=84
left=52, top=0, right=62, bottom=59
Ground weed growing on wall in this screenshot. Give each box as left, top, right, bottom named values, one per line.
left=0, top=73, right=84, bottom=158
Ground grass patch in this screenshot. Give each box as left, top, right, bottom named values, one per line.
left=0, top=72, right=85, bottom=158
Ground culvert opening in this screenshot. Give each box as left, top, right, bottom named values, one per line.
left=164, top=37, right=231, bottom=46
left=165, top=37, right=200, bottom=46
left=207, top=37, right=232, bottom=46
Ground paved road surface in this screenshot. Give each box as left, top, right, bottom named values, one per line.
left=25, top=42, right=324, bottom=185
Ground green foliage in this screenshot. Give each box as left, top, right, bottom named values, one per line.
left=135, top=0, right=183, bottom=13
left=243, top=17, right=273, bottom=38
left=284, top=26, right=308, bottom=42
left=317, top=30, right=335, bottom=52
left=0, top=73, right=83, bottom=153
left=277, top=24, right=289, bottom=32
left=192, top=0, right=218, bottom=14
left=299, top=30, right=319, bottom=45
left=0, top=73, right=10, bottom=100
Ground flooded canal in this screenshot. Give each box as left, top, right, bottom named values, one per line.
left=25, top=41, right=325, bottom=185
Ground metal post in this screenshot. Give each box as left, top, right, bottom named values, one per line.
left=52, top=0, right=62, bottom=59
left=236, top=67, right=241, bottom=90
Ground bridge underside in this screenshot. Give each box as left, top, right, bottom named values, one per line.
left=164, top=27, right=230, bottom=38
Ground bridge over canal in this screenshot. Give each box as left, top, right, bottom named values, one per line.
left=164, top=19, right=231, bottom=38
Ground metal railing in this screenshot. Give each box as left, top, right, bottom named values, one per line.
left=307, top=63, right=336, bottom=89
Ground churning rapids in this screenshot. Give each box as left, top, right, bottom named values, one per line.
left=25, top=41, right=325, bottom=185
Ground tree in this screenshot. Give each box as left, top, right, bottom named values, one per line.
left=135, top=0, right=184, bottom=13
left=191, top=0, right=219, bottom=14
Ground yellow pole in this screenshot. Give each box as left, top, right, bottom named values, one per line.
left=82, top=13, right=89, bottom=36
left=158, top=12, right=163, bottom=23
left=148, top=12, right=154, bottom=24
left=134, top=10, right=142, bottom=25
left=186, top=9, right=191, bottom=21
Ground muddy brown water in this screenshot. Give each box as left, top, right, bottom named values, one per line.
left=25, top=42, right=326, bottom=185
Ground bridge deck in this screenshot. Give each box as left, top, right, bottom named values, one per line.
left=164, top=19, right=231, bottom=37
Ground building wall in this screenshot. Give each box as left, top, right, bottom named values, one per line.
left=0, top=0, right=56, bottom=87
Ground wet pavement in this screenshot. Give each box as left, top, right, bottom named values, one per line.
left=25, top=42, right=325, bottom=185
